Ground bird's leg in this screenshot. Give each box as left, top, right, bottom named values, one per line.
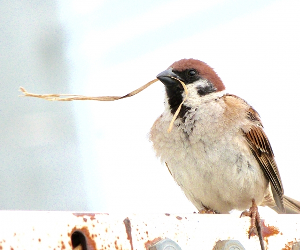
left=240, top=199, right=265, bottom=250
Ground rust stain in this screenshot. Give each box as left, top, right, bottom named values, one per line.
left=258, top=219, right=280, bottom=249
left=61, top=240, right=66, bottom=249
left=70, top=226, right=97, bottom=250
left=261, top=220, right=280, bottom=238
left=73, top=213, right=98, bottom=223
left=123, top=217, right=134, bottom=250
left=144, top=237, right=162, bottom=249
left=73, top=213, right=96, bottom=218
left=281, top=241, right=296, bottom=250
left=247, top=219, right=280, bottom=238
left=114, top=240, right=118, bottom=249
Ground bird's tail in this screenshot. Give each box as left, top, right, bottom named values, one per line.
left=270, top=195, right=300, bottom=214
left=283, top=195, right=300, bottom=214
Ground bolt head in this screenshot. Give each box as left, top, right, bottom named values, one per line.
left=148, top=238, right=182, bottom=250
left=213, top=240, right=245, bottom=250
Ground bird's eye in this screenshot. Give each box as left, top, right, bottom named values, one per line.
left=187, top=69, right=196, bottom=77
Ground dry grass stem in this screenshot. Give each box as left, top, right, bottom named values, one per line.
left=19, top=77, right=188, bottom=133
left=167, top=77, right=189, bottom=133
left=19, top=79, right=158, bottom=102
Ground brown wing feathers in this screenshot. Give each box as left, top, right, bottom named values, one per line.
left=244, top=110, right=285, bottom=212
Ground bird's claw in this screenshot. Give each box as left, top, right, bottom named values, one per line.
left=240, top=199, right=265, bottom=250
left=198, top=208, right=216, bottom=214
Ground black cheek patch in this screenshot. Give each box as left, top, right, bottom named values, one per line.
left=197, top=84, right=216, bottom=96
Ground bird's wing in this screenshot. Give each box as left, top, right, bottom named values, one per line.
left=243, top=107, right=285, bottom=213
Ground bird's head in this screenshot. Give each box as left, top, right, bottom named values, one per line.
left=157, top=58, right=225, bottom=115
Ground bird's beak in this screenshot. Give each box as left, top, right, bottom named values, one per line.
left=156, top=68, right=183, bottom=87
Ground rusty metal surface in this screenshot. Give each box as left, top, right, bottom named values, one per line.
left=0, top=211, right=299, bottom=249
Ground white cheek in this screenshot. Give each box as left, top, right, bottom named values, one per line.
left=186, top=79, right=209, bottom=98
left=184, top=79, right=226, bottom=107
left=195, top=78, right=211, bottom=89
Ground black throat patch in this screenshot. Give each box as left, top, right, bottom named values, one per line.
left=165, top=86, right=191, bottom=120
left=165, top=85, right=184, bottom=115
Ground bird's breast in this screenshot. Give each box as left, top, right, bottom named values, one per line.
left=150, top=100, right=268, bottom=213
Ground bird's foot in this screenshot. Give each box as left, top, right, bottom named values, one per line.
left=240, top=199, right=265, bottom=250
left=198, top=208, right=216, bottom=214
left=198, top=204, right=218, bottom=214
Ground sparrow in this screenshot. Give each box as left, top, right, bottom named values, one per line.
left=150, top=58, right=300, bottom=249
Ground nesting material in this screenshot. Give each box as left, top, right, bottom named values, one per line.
left=19, top=77, right=188, bottom=133
left=19, top=79, right=158, bottom=102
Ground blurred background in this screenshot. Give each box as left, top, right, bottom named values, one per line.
left=0, top=0, right=299, bottom=212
